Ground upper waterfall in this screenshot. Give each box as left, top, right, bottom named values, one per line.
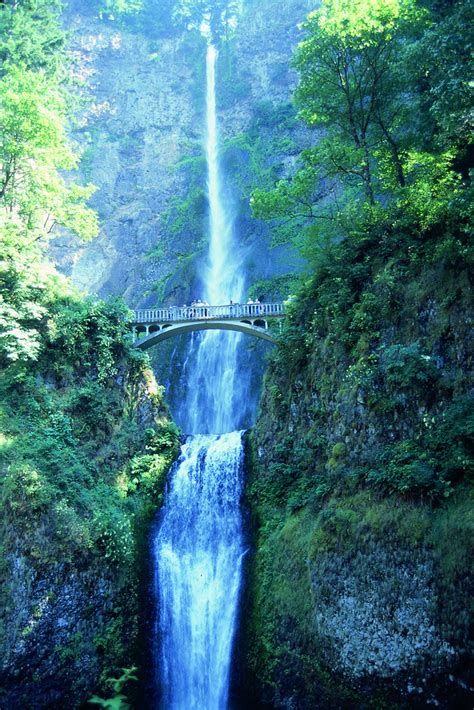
left=204, top=44, right=243, bottom=306
left=174, top=45, right=246, bottom=435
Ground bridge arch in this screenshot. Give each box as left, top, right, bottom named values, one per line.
left=133, top=319, right=276, bottom=349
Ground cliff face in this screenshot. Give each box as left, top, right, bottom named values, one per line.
left=50, top=0, right=315, bottom=308
left=50, top=3, right=203, bottom=304
left=243, top=233, right=473, bottom=708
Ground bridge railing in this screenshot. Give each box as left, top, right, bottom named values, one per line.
left=133, top=302, right=285, bottom=324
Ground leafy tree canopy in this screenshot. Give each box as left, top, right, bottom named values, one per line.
left=251, top=0, right=472, bottom=260
left=0, top=0, right=98, bottom=366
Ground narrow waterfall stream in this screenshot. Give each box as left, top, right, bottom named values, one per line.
left=152, top=45, right=247, bottom=709
left=178, top=42, right=244, bottom=438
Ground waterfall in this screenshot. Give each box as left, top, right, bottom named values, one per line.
left=153, top=434, right=245, bottom=709
left=179, top=44, right=244, bottom=437
left=152, top=46, right=246, bottom=709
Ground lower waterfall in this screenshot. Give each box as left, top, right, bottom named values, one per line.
left=153, top=433, right=245, bottom=709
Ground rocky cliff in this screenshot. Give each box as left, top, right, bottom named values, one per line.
left=50, top=0, right=315, bottom=308
left=0, top=301, right=179, bottom=709
left=50, top=1, right=204, bottom=305
left=243, top=226, right=473, bottom=708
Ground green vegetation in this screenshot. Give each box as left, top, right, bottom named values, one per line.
left=251, top=0, right=472, bottom=262
left=89, top=666, right=138, bottom=708
left=172, top=0, right=240, bottom=41
left=0, top=0, right=98, bottom=369
left=0, top=1, right=98, bottom=245
left=99, top=0, right=143, bottom=15
left=245, top=0, right=473, bottom=706
left=0, top=3, right=180, bottom=706
left=251, top=0, right=473, bottom=501
left=0, top=291, right=180, bottom=703
left=0, top=296, right=179, bottom=561
left=96, top=0, right=240, bottom=42
left=1, top=0, right=472, bottom=706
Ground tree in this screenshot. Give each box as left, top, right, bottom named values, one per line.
left=0, top=0, right=98, bottom=366
left=409, top=0, right=473, bottom=153
left=99, top=0, right=143, bottom=15
left=251, top=0, right=470, bottom=256
left=0, top=0, right=64, bottom=75
left=0, top=65, right=97, bottom=239
left=294, top=0, right=427, bottom=201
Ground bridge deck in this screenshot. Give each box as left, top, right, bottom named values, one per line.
left=133, top=302, right=285, bottom=325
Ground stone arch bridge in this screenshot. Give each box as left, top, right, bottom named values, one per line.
left=132, top=302, right=285, bottom=349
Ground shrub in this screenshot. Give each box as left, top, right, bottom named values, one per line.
left=379, top=342, right=439, bottom=389
left=366, top=440, right=451, bottom=498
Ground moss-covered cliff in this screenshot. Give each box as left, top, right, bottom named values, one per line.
left=0, top=298, right=179, bottom=709
left=242, top=0, right=473, bottom=702
left=243, top=220, right=473, bottom=707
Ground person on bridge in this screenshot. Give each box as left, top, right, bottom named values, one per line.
left=195, top=299, right=206, bottom=318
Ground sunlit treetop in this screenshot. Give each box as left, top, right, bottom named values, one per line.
left=304, top=0, right=426, bottom=43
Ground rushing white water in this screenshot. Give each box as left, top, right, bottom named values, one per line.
left=154, top=433, right=245, bottom=709
left=204, top=45, right=244, bottom=306
left=153, top=45, right=247, bottom=709
left=179, top=44, right=244, bottom=436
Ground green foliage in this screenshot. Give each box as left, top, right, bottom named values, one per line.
left=294, top=0, right=425, bottom=201
left=151, top=151, right=207, bottom=290
left=245, top=2, right=473, bottom=703
left=173, top=0, right=240, bottom=42
left=0, top=1, right=181, bottom=704
left=0, top=64, right=97, bottom=237
left=89, top=666, right=138, bottom=709
left=0, top=0, right=99, bottom=369
left=247, top=274, right=300, bottom=302
left=379, top=342, right=439, bottom=388
left=362, top=393, right=474, bottom=497
left=252, top=0, right=472, bottom=258
left=0, top=254, right=179, bottom=564
left=367, top=441, right=444, bottom=496
left=0, top=2, right=98, bottom=243
left=124, top=422, right=180, bottom=502
left=0, top=286, right=179, bottom=695
left=331, top=442, right=346, bottom=458
left=46, top=298, right=132, bottom=384
left=223, top=100, right=302, bottom=247
left=0, top=236, right=57, bottom=364
left=409, top=1, right=473, bottom=151
left=0, top=1, right=64, bottom=73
